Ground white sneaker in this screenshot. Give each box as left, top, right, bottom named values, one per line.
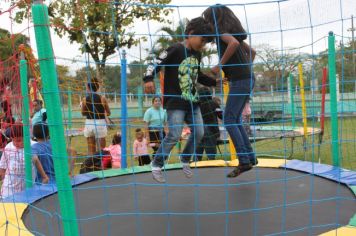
left=182, top=163, right=193, bottom=178
left=151, top=164, right=166, bottom=183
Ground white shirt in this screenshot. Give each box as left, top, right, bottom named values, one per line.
left=0, top=142, right=35, bottom=199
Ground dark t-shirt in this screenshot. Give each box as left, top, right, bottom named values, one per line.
left=84, top=93, right=106, bottom=119
left=143, top=43, right=216, bottom=110
left=218, top=37, right=253, bottom=81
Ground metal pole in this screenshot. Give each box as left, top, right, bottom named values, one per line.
left=121, top=50, right=128, bottom=168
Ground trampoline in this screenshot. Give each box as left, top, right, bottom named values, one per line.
left=218, top=125, right=322, bottom=158
left=4, top=159, right=354, bottom=236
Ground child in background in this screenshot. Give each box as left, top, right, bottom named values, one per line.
left=133, top=128, right=150, bottom=166
left=104, top=133, right=122, bottom=168
left=0, top=123, right=48, bottom=199
left=195, top=86, right=222, bottom=161
left=31, top=123, right=55, bottom=183
left=242, top=98, right=252, bottom=135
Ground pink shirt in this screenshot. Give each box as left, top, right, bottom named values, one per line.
left=133, top=138, right=148, bottom=157
left=104, top=144, right=121, bottom=168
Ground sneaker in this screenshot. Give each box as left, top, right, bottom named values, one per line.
left=250, top=157, right=258, bottom=166
left=227, top=164, right=252, bottom=178
left=151, top=166, right=166, bottom=183
left=182, top=163, right=193, bottom=178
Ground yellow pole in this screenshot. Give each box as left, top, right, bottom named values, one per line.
left=222, top=72, right=237, bottom=160
left=298, top=63, right=308, bottom=139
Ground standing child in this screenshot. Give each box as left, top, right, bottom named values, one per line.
left=203, top=5, right=257, bottom=178
left=143, top=17, right=218, bottom=183
left=195, top=86, right=222, bottom=161
left=242, top=98, right=252, bottom=135
left=104, top=133, right=122, bottom=168
left=0, top=123, right=48, bottom=199
left=31, top=123, right=55, bottom=183
left=133, top=128, right=150, bottom=166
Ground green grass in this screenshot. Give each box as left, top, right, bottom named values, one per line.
left=69, top=116, right=356, bottom=174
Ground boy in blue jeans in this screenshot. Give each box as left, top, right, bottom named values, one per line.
left=143, top=17, right=219, bottom=183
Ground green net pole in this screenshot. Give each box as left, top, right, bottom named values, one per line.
left=68, top=87, right=72, bottom=130
left=31, top=2, right=79, bottom=235
left=328, top=31, right=340, bottom=167
left=19, top=54, right=32, bottom=188
left=288, top=73, right=296, bottom=128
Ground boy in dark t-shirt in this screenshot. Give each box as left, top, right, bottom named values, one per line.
left=143, top=17, right=220, bottom=183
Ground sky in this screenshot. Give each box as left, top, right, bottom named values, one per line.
left=1, top=0, right=356, bottom=73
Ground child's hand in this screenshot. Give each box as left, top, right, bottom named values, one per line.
left=42, top=175, right=49, bottom=184
left=211, top=65, right=220, bottom=75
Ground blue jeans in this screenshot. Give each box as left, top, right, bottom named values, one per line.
left=151, top=107, right=204, bottom=168
left=224, top=78, right=255, bottom=165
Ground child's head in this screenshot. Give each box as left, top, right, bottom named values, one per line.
left=212, top=96, right=222, bottom=106
left=1, top=116, right=14, bottom=130
left=33, top=123, right=49, bottom=140
left=152, top=96, right=162, bottom=109
left=112, top=133, right=121, bottom=145
left=33, top=99, right=43, bottom=112
left=9, top=122, right=24, bottom=148
left=87, top=77, right=100, bottom=92
left=185, top=17, right=214, bottom=51
left=202, top=4, right=247, bottom=42
left=135, top=128, right=144, bottom=141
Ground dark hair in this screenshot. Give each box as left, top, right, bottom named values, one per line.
left=151, top=96, right=162, bottom=104
left=2, top=116, right=14, bottom=124
left=87, top=77, right=100, bottom=92
left=202, top=4, right=247, bottom=42
left=112, top=133, right=121, bottom=145
left=33, top=123, right=49, bottom=139
left=9, top=122, right=23, bottom=138
left=33, top=99, right=43, bottom=106
left=135, top=128, right=142, bottom=133
left=184, top=17, right=214, bottom=43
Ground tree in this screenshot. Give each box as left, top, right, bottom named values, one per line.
left=10, top=0, right=172, bottom=79
left=255, top=44, right=307, bottom=92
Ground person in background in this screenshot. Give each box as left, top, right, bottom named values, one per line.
left=133, top=128, right=150, bottom=166
left=81, top=77, right=111, bottom=155
left=31, top=123, right=55, bottom=183
left=104, top=132, right=122, bottom=169
left=31, top=99, right=47, bottom=127
left=195, top=87, right=222, bottom=161
left=143, top=96, right=167, bottom=156
left=0, top=123, right=48, bottom=199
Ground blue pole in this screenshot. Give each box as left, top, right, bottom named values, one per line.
left=121, top=50, right=127, bottom=168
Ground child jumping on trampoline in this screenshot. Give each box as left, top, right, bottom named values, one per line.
left=143, top=17, right=220, bottom=183
left=203, top=5, right=257, bottom=177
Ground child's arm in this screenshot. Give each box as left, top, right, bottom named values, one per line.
left=80, top=97, right=88, bottom=116
left=212, top=34, right=240, bottom=75
left=101, top=96, right=111, bottom=117
left=33, top=156, right=49, bottom=184
left=0, top=168, right=5, bottom=181
left=133, top=141, right=138, bottom=159
left=241, top=41, right=256, bottom=62
left=143, top=45, right=178, bottom=94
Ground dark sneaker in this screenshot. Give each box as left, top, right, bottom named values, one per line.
left=182, top=163, right=193, bottom=178
left=250, top=158, right=258, bottom=166
left=151, top=165, right=166, bottom=183
left=227, top=164, right=252, bottom=178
